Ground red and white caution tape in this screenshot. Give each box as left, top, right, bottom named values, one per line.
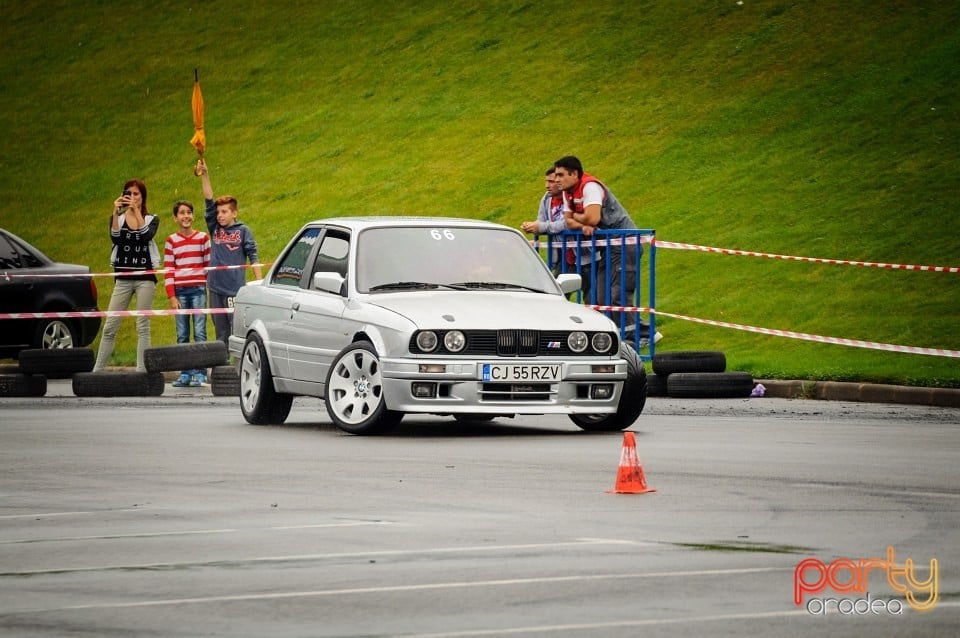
left=1, top=263, right=270, bottom=280
left=0, top=308, right=233, bottom=320
left=584, top=304, right=960, bottom=358
left=3, top=303, right=956, bottom=357
left=654, top=240, right=959, bottom=273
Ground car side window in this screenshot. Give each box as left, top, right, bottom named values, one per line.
left=273, top=227, right=322, bottom=288
left=0, top=234, right=20, bottom=270
left=309, top=231, right=350, bottom=291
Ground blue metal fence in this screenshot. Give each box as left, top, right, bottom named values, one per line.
left=539, top=229, right=657, bottom=360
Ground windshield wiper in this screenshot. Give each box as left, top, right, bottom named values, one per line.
left=368, top=281, right=469, bottom=292
left=449, top=281, right=547, bottom=293
left=369, top=281, right=438, bottom=291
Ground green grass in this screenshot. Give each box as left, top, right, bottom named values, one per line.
left=1, top=0, right=957, bottom=386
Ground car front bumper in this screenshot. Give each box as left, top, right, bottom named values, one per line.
left=379, top=357, right=628, bottom=415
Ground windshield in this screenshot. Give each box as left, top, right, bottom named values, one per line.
left=356, top=226, right=561, bottom=294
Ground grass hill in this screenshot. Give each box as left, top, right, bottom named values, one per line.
left=1, top=0, right=957, bottom=386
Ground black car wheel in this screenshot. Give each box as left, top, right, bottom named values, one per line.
left=324, top=341, right=402, bottom=435
left=239, top=334, right=293, bottom=425
left=33, top=319, right=77, bottom=349
left=569, top=343, right=647, bottom=432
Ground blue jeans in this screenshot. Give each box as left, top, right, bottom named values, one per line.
left=175, top=286, right=207, bottom=375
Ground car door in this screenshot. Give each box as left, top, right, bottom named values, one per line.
left=286, top=229, right=351, bottom=384
left=258, top=227, right=324, bottom=379
left=0, top=231, right=35, bottom=348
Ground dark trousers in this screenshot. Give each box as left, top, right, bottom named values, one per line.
left=209, top=289, right=235, bottom=348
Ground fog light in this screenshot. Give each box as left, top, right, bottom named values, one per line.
left=412, top=382, right=437, bottom=398
left=419, top=364, right=447, bottom=373
left=591, top=384, right=614, bottom=399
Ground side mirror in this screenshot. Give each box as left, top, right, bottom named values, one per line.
left=557, top=273, right=582, bottom=295
left=312, top=271, right=346, bottom=295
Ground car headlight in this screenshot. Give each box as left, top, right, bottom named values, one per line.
left=415, top=331, right=439, bottom=352
left=591, top=332, right=613, bottom=353
left=568, top=331, right=588, bottom=353
left=443, top=330, right=466, bottom=353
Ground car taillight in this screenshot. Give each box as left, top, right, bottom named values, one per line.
left=89, top=278, right=98, bottom=303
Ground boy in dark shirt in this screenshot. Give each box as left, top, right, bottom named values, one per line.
left=197, top=159, right=262, bottom=348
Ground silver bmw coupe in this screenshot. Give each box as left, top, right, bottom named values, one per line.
left=229, top=217, right=646, bottom=434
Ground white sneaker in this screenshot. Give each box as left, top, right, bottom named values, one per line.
left=638, top=332, right=664, bottom=348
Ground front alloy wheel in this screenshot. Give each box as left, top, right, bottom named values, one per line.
left=569, top=343, right=647, bottom=432
left=324, top=341, right=402, bottom=435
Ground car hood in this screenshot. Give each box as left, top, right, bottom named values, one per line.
left=365, top=291, right=616, bottom=331
left=46, top=262, right=91, bottom=274
left=2, top=262, right=90, bottom=275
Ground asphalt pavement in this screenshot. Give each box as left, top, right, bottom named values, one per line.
left=5, top=367, right=957, bottom=409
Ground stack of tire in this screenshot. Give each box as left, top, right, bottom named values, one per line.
left=647, top=351, right=755, bottom=398
left=71, top=341, right=229, bottom=397
left=209, top=364, right=241, bottom=397
left=0, top=348, right=97, bottom=397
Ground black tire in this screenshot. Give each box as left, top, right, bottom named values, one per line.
left=0, top=373, right=47, bottom=397
left=569, top=343, right=647, bottom=432
left=646, top=373, right=668, bottom=397
left=324, top=341, right=403, bottom=435
left=71, top=371, right=164, bottom=397
left=32, top=318, right=78, bottom=350
left=652, top=350, right=726, bottom=376
left=210, top=365, right=240, bottom=397
left=143, top=341, right=229, bottom=373
left=667, top=372, right=755, bottom=399
left=239, top=334, right=293, bottom=425
left=17, top=348, right=95, bottom=376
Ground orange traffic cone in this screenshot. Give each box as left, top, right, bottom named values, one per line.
left=606, top=431, right=656, bottom=494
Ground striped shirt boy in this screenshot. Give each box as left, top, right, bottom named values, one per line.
left=163, top=230, right=211, bottom=298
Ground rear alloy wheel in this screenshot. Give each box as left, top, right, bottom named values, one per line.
left=34, top=319, right=77, bottom=349
left=239, top=334, right=292, bottom=425
left=570, top=343, right=647, bottom=432
left=324, top=341, right=402, bottom=435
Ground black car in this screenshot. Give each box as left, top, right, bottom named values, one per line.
left=0, top=229, right=101, bottom=357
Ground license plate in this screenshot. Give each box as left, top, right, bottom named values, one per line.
left=481, top=363, right=561, bottom=382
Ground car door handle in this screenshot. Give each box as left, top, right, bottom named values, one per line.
left=292, top=302, right=300, bottom=312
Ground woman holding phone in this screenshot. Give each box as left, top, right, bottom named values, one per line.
left=93, top=178, right=160, bottom=371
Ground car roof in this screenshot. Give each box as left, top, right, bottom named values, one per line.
left=301, top=217, right=513, bottom=232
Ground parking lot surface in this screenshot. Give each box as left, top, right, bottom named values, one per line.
left=1, top=385, right=958, bottom=636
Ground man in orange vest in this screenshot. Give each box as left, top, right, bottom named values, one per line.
left=554, top=155, right=661, bottom=346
